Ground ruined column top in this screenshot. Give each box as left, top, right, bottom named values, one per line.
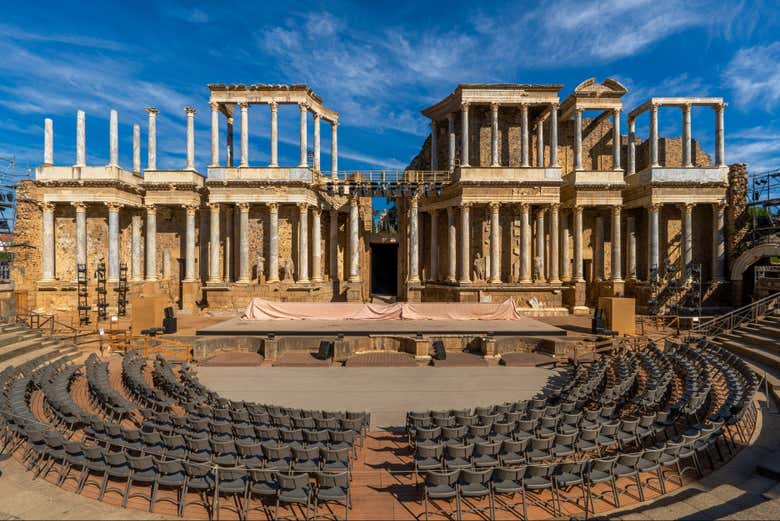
left=422, top=83, right=562, bottom=121
left=559, top=78, right=627, bottom=120
left=208, top=83, right=339, bottom=122
left=628, top=97, right=725, bottom=119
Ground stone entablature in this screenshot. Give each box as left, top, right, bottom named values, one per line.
left=206, top=167, right=314, bottom=184
left=208, top=84, right=339, bottom=122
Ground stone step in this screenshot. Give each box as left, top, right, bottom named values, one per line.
left=718, top=337, right=780, bottom=373
left=729, top=329, right=780, bottom=353
left=749, top=320, right=780, bottom=337
left=0, top=329, right=40, bottom=348
left=0, top=344, right=68, bottom=372
left=0, top=336, right=61, bottom=364
left=0, top=322, right=28, bottom=334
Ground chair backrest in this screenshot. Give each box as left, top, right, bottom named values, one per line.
left=502, top=438, right=528, bottom=454
left=425, top=469, right=459, bottom=487
left=128, top=454, right=155, bottom=472
left=531, top=437, right=553, bottom=450
left=249, top=468, right=277, bottom=483
left=316, top=471, right=349, bottom=489
left=460, top=468, right=492, bottom=484
left=446, top=443, right=474, bottom=459
left=277, top=472, right=310, bottom=491
left=554, top=433, right=577, bottom=446
left=265, top=444, right=293, bottom=460
left=184, top=461, right=213, bottom=479
left=158, top=459, right=184, bottom=475
left=293, top=445, right=320, bottom=460
left=617, top=452, right=642, bottom=468
left=322, top=446, right=350, bottom=462
left=475, top=441, right=501, bottom=456
left=493, top=466, right=524, bottom=483
left=416, top=444, right=443, bottom=459
left=525, top=464, right=552, bottom=479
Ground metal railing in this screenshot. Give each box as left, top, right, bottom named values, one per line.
left=322, top=169, right=453, bottom=186
left=694, top=291, right=780, bottom=339
left=109, top=332, right=191, bottom=363
left=15, top=308, right=98, bottom=346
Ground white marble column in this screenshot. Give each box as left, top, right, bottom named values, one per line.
left=535, top=207, right=546, bottom=282
left=312, top=207, right=322, bottom=282
left=430, top=209, right=439, bottom=281
left=210, top=102, right=219, bottom=167
left=574, top=109, right=583, bottom=170
left=627, top=118, right=636, bottom=175
left=447, top=206, right=457, bottom=282
left=626, top=216, right=637, bottom=280
left=611, top=205, right=622, bottom=281
left=650, top=104, right=659, bottom=167
left=330, top=121, right=338, bottom=178
left=43, top=118, right=53, bottom=165
left=132, top=124, right=141, bottom=173
left=681, top=203, right=694, bottom=280
left=536, top=119, right=544, bottom=167
left=146, top=107, right=158, bottom=170
left=237, top=203, right=249, bottom=283
left=131, top=212, right=142, bottom=281
left=268, top=203, right=279, bottom=282
left=208, top=204, right=221, bottom=283
left=560, top=208, right=570, bottom=281
left=41, top=203, right=55, bottom=281
left=594, top=215, right=604, bottom=281
left=459, top=204, right=471, bottom=283
left=408, top=198, right=420, bottom=283
left=520, top=204, right=531, bottom=283
left=430, top=121, right=438, bottom=170
left=490, top=202, right=501, bottom=283
left=612, top=109, right=621, bottom=170
left=490, top=103, right=500, bottom=167
left=648, top=204, right=660, bottom=281
left=224, top=206, right=232, bottom=282
left=682, top=104, right=692, bottom=167
left=329, top=209, right=339, bottom=280
left=447, top=113, right=456, bottom=170
left=146, top=206, right=157, bottom=281
left=239, top=103, right=249, bottom=167
left=107, top=203, right=120, bottom=282
left=521, top=104, right=530, bottom=167
left=75, top=110, right=86, bottom=167
left=313, top=114, right=321, bottom=171
left=715, top=104, right=726, bottom=167
left=549, top=204, right=560, bottom=283
left=226, top=114, right=234, bottom=167
left=550, top=104, right=559, bottom=167
left=73, top=202, right=87, bottom=270
left=299, top=103, right=308, bottom=167
left=297, top=203, right=309, bottom=283
left=184, top=206, right=196, bottom=282
left=573, top=206, right=584, bottom=282
left=269, top=102, right=279, bottom=167
left=109, top=109, right=118, bottom=167
left=461, top=103, right=470, bottom=167
left=349, top=198, right=360, bottom=282
left=185, top=107, right=196, bottom=170
left=712, top=202, right=726, bottom=282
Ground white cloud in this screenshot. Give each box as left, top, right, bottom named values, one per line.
left=728, top=125, right=780, bottom=172
left=725, top=42, right=780, bottom=111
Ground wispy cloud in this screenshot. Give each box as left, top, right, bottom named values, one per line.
left=725, top=42, right=780, bottom=111
left=729, top=124, right=780, bottom=172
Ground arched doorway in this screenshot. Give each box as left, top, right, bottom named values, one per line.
left=730, top=240, right=780, bottom=303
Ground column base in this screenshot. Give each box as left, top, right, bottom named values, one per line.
left=345, top=281, right=362, bottom=302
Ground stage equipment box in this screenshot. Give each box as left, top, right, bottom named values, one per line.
left=597, top=297, right=636, bottom=336
left=130, top=295, right=168, bottom=333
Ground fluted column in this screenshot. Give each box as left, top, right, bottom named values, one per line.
left=612, top=109, right=621, bottom=170
left=536, top=119, right=544, bottom=167
left=224, top=206, right=232, bottom=282
left=491, top=103, right=500, bottom=167
left=184, top=206, right=196, bottom=282
left=299, top=103, right=308, bottom=167
left=648, top=204, right=660, bottom=281
left=329, top=209, right=339, bottom=281
left=185, top=107, right=196, bottom=170
left=573, top=206, right=584, bottom=282
left=521, top=104, right=530, bottom=167
left=146, top=107, right=158, bottom=170
left=535, top=207, right=546, bottom=282
left=430, top=209, right=439, bottom=281
left=459, top=204, right=471, bottom=283
left=594, top=215, right=604, bottom=281
left=208, top=204, right=221, bottom=284
left=44, top=118, right=53, bottom=165
left=237, top=203, right=250, bottom=283
left=574, top=109, right=583, bottom=170
left=461, top=103, right=470, bottom=167
left=682, top=104, right=692, bottom=167
left=132, top=124, right=141, bottom=173
left=41, top=203, right=55, bottom=281
left=269, top=102, right=279, bottom=167
left=268, top=204, right=279, bottom=282
left=626, top=216, right=637, bottom=280
left=349, top=198, right=360, bottom=282
left=210, top=102, right=219, bottom=167
left=430, top=120, right=438, bottom=170
left=611, top=205, right=622, bottom=281
left=550, top=104, right=559, bottom=167
left=297, top=203, right=309, bottom=283
left=226, top=114, right=234, bottom=167
left=408, top=197, right=420, bottom=283
left=146, top=206, right=157, bottom=281
left=560, top=208, right=570, bottom=281
left=712, top=202, right=726, bottom=282
left=520, top=204, right=531, bottom=283
left=681, top=203, right=694, bottom=280
left=131, top=212, right=142, bottom=281
left=76, top=110, right=86, bottom=166
left=715, top=104, right=726, bottom=167
left=447, top=113, right=456, bottom=170
left=447, top=207, right=457, bottom=282
left=628, top=118, right=636, bottom=175
left=109, top=109, right=118, bottom=167
left=490, top=202, right=501, bottom=283
left=313, top=114, right=321, bottom=171
left=330, top=121, right=338, bottom=178
left=107, top=203, right=120, bottom=282
left=239, top=103, right=249, bottom=167
left=73, top=202, right=87, bottom=270
left=311, top=207, right=322, bottom=282
left=650, top=104, right=659, bottom=167
left=549, top=204, right=560, bottom=283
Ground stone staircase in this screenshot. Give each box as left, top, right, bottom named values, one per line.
left=0, top=321, right=80, bottom=371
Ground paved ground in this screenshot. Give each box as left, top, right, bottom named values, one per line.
left=196, top=365, right=557, bottom=429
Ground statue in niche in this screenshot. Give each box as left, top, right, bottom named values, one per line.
left=378, top=209, right=390, bottom=232
left=282, top=256, right=295, bottom=281
left=511, top=247, right=520, bottom=282
left=533, top=256, right=544, bottom=281
left=255, top=255, right=265, bottom=282
left=473, top=251, right=486, bottom=281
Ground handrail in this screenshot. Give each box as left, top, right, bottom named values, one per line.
left=15, top=307, right=98, bottom=345
left=694, top=291, right=780, bottom=338
left=109, top=332, right=191, bottom=363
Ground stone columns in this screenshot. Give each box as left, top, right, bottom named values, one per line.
left=536, top=119, right=544, bottom=168
left=560, top=208, right=570, bottom=281
left=239, top=103, right=249, bottom=167
left=311, top=207, right=322, bottom=282
left=549, top=204, right=560, bottom=283
left=210, top=102, right=219, bottom=167
left=107, top=203, right=120, bottom=282
left=612, top=109, right=621, bottom=170
left=682, top=104, right=692, bottom=167
left=520, top=204, right=531, bottom=283
left=146, top=107, right=158, bottom=170
left=650, top=104, right=659, bottom=167
left=490, top=202, right=501, bottom=283
left=715, top=104, right=726, bottom=167
left=535, top=207, right=546, bottom=282
left=132, top=124, right=141, bottom=173
left=626, top=216, right=637, bottom=280
left=459, top=204, right=471, bottom=283
left=594, top=215, right=604, bottom=281
left=268, top=203, right=279, bottom=282
left=224, top=206, right=232, bottom=282
left=680, top=203, right=694, bottom=280
left=329, top=209, right=339, bottom=280
left=550, top=104, right=559, bottom=167
left=73, top=203, right=87, bottom=270
left=313, top=114, right=321, bottom=171
left=408, top=198, right=420, bottom=283
left=330, top=121, right=338, bottom=178
left=269, top=102, right=279, bottom=167
left=490, top=103, right=499, bottom=167
left=573, top=206, right=584, bottom=282
left=226, top=114, right=234, bottom=167
left=611, top=205, right=622, bottom=281
left=299, top=103, right=308, bottom=168
left=76, top=110, right=86, bottom=166
left=447, top=206, right=457, bottom=282
left=648, top=204, right=660, bottom=281
left=185, top=107, right=196, bottom=170
left=521, top=104, right=530, bottom=167
left=109, top=110, right=119, bottom=167
left=297, top=203, right=309, bottom=283
left=574, top=109, right=583, bottom=170
left=41, top=203, right=55, bottom=281
left=184, top=206, right=196, bottom=282
left=208, top=204, right=221, bottom=284
left=627, top=118, right=636, bottom=175
left=430, top=121, right=438, bottom=170
left=146, top=206, right=157, bottom=281
left=44, top=118, right=53, bottom=165
left=712, top=202, right=726, bottom=282
left=447, top=113, right=456, bottom=170
left=349, top=198, right=360, bottom=282
left=237, top=203, right=250, bottom=283
left=430, top=209, right=439, bottom=281
left=461, top=103, right=470, bottom=167
left=131, top=212, right=142, bottom=281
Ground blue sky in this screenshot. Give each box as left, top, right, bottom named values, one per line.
left=1, top=0, right=780, bottom=178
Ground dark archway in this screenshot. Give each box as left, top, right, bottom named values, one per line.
left=370, top=243, right=398, bottom=296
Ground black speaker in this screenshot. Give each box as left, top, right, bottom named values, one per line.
left=163, top=316, right=177, bottom=334
left=164, top=306, right=175, bottom=319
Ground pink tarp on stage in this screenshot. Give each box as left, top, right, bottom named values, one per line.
left=241, top=298, right=523, bottom=321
